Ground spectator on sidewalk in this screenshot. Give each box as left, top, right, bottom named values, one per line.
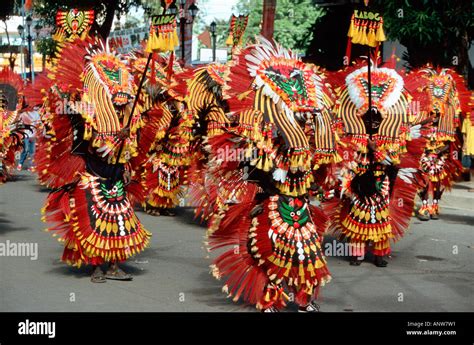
left=17, top=106, right=40, bottom=171
left=461, top=117, right=474, bottom=192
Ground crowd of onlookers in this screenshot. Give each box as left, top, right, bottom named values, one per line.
left=16, top=106, right=40, bottom=172
left=461, top=116, right=474, bottom=192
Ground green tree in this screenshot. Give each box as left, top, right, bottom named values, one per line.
left=35, top=37, right=57, bottom=69
left=378, top=0, right=473, bottom=80
left=233, top=0, right=326, bottom=53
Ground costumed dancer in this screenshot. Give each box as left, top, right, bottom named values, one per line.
left=205, top=37, right=339, bottom=312
left=408, top=66, right=470, bottom=220
left=130, top=51, right=194, bottom=216
left=174, top=12, right=253, bottom=220
left=33, top=37, right=151, bottom=282
left=177, top=61, right=232, bottom=220
left=126, top=8, right=197, bottom=217
left=31, top=7, right=96, bottom=188
left=327, top=59, right=425, bottom=267
left=0, top=68, right=30, bottom=183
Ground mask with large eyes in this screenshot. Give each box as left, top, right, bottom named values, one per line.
left=86, top=52, right=134, bottom=107
left=420, top=68, right=457, bottom=114
left=430, top=75, right=452, bottom=113
left=361, top=78, right=392, bottom=104
left=346, top=66, right=404, bottom=115
left=264, top=65, right=308, bottom=103
left=246, top=39, right=323, bottom=120
left=431, top=75, right=451, bottom=97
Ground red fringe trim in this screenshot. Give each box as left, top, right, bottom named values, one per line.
left=43, top=181, right=151, bottom=267
left=35, top=112, right=85, bottom=189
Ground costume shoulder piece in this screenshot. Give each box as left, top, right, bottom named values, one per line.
left=0, top=68, right=28, bottom=184
left=221, top=36, right=338, bottom=196
left=79, top=40, right=143, bottom=164
left=334, top=61, right=413, bottom=161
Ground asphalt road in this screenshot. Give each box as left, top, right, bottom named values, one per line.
left=0, top=171, right=473, bottom=312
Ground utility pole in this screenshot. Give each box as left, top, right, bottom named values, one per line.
left=261, top=0, right=276, bottom=40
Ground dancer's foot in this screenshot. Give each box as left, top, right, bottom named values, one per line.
left=349, top=256, right=363, bottom=266
left=298, top=302, right=320, bottom=313
left=105, top=263, right=133, bottom=281
left=262, top=306, right=279, bottom=313
left=374, top=255, right=388, bottom=267
left=430, top=203, right=439, bottom=220
left=160, top=208, right=176, bottom=217
left=90, top=266, right=106, bottom=283
left=145, top=207, right=160, bottom=216
left=417, top=206, right=430, bottom=221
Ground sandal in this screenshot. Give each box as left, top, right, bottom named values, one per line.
left=145, top=207, right=160, bottom=216
left=349, top=256, right=363, bottom=266
left=90, top=266, right=106, bottom=283
left=262, top=306, right=279, bottom=313
left=105, top=264, right=133, bottom=281
left=160, top=208, right=176, bottom=217
left=374, top=255, right=388, bottom=267
left=298, top=302, right=321, bottom=313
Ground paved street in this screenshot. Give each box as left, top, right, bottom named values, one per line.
left=0, top=171, right=473, bottom=312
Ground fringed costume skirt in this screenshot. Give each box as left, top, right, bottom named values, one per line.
left=210, top=194, right=331, bottom=310
left=42, top=172, right=151, bottom=267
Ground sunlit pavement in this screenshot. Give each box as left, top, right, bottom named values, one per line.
left=0, top=171, right=473, bottom=312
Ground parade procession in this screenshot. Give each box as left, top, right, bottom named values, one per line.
left=0, top=0, right=473, bottom=330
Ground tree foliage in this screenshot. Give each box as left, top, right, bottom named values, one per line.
left=234, top=0, right=326, bottom=53
left=377, top=0, right=473, bottom=78
left=35, top=37, right=58, bottom=63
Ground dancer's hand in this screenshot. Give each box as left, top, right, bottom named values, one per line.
left=118, top=126, right=130, bottom=140
left=123, top=170, right=131, bottom=185
left=367, top=139, right=377, bottom=151
left=250, top=204, right=263, bottom=217
left=410, top=124, right=422, bottom=139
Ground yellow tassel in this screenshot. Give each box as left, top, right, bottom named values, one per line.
left=225, top=34, right=233, bottom=46
left=375, top=21, right=386, bottom=42
left=347, top=16, right=355, bottom=37
left=172, top=29, right=179, bottom=48
left=299, top=263, right=305, bottom=279
left=145, top=32, right=158, bottom=53
left=352, top=22, right=361, bottom=44
left=367, top=25, right=376, bottom=47
left=359, top=21, right=369, bottom=46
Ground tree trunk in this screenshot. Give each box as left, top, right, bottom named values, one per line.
left=458, top=30, right=470, bottom=79
left=8, top=54, right=15, bottom=70
left=261, top=0, right=276, bottom=40
left=97, top=0, right=119, bottom=40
